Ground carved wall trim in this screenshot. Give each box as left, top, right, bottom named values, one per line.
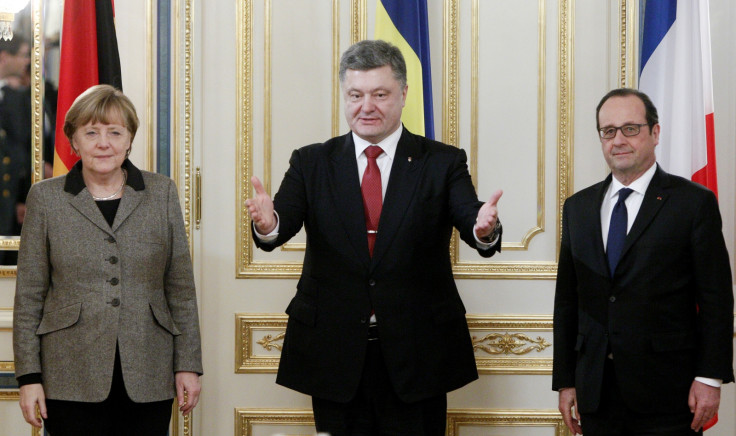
left=447, top=409, right=570, bottom=436
left=236, top=314, right=552, bottom=374
left=234, top=408, right=570, bottom=436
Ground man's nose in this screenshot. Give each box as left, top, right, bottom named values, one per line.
left=361, top=96, right=376, bottom=112
left=612, top=128, right=628, bottom=144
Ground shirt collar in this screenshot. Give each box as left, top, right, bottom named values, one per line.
left=64, top=158, right=146, bottom=195
left=352, top=124, right=402, bottom=161
left=609, top=162, right=657, bottom=199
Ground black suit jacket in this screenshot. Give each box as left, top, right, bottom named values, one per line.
left=552, top=165, right=734, bottom=414
left=255, top=128, right=500, bottom=403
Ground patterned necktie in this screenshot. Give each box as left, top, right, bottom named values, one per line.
left=361, top=145, right=383, bottom=256
left=607, top=187, right=634, bottom=276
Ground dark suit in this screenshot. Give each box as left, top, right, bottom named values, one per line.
left=553, top=165, right=734, bottom=416
left=255, top=128, right=500, bottom=404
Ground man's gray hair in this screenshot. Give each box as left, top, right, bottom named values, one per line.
left=339, top=40, right=407, bottom=88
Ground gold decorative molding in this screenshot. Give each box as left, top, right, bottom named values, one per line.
left=236, top=314, right=552, bottom=375
left=0, top=238, right=19, bottom=250
left=237, top=1, right=355, bottom=276
left=173, top=0, right=195, bottom=254
left=280, top=242, right=306, bottom=252
left=468, top=0, right=546, bottom=252
left=555, top=0, right=574, bottom=262
left=236, top=409, right=314, bottom=436
left=351, top=0, right=366, bottom=44
left=0, top=361, right=13, bottom=371
left=446, top=409, right=571, bottom=436
left=468, top=315, right=553, bottom=374
left=443, top=0, right=459, bottom=150
left=449, top=0, right=570, bottom=277
left=620, top=0, right=638, bottom=88
left=452, top=261, right=557, bottom=280
left=31, top=0, right=43, bottom=186
left=473, top=333, right=551, bottom=355
left=0, top=391, right=20, bottom=400
left=171, top=399, right=192, bottom=436
left=236, top=0, right=254, bottom=277
left=234, top=408, right=570, bottom=436
left=257, top=332, right=285, bottom=351
left=236, top=314, right=288, bottom=373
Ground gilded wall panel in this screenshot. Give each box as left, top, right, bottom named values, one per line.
left=446, top=409, right=571, bottom=436
left=234, top=408, right=570, bottom=436
left=235, top=409, right=315, bottom=436
left=236, top=314, right=552, bottom=374
left=237, top=0, right=348, bottom=277
left=451, top=0, right=571, bottom=278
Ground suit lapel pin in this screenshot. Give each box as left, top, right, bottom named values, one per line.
left=408, top=156, right=412, bottom=162
left=657, top=196, right=662, bottom=200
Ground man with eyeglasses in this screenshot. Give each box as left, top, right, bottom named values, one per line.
left=552, top=88, right=733, bottom=435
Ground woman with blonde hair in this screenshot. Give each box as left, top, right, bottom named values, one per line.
left=13, top=84, right=202, bottom=435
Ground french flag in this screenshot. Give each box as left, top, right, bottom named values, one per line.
left=639, top=0, right=718, bottom=198
left=640, top=1, right=720, bottom=431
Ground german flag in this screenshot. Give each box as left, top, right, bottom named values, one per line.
left=53, top=0, right=122, bottom=176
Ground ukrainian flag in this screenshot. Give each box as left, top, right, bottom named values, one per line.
left=375, top=0, right=434, bottom=139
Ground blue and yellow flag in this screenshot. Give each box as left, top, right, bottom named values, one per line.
left=375, top=0, right=434, bottom=139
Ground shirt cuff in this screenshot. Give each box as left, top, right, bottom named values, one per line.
left=473, top=223, right=500, bottom=249
left=253, top=211, right=280, bottom=242
left=695, top=377, right=722, bottom=388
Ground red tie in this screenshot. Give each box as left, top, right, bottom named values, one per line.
left=362, top=145, right=383, bottom=256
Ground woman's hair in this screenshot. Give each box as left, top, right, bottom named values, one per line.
left=63, top=84, right=139, bottom=148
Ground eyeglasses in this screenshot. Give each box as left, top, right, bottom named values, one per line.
left=598, top=123, right=649, bottom=139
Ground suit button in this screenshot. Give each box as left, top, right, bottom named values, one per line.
left=368, top=279, right=376, bottom=286
left=108, top=256, right=118, bottom=264
left=110, top=298, right=120, bottom=307
left=360, top=317, right=367, bottom=324
left=109, top=277, right=119, bottom=286
left=106, top=236, right=116, bottom=243
left=609, top=296, right=616, bottom=303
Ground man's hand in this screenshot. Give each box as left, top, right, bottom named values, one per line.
left=19, top=383, right=47, bottom=428
left=558, top=387, right=582, bottom=435
left=175, top=372, right=202, bottom=415
left=245, top=176, right=276, bottom=234
left=475, top=189, right=503, bottom=240
left=689, top=380, right=720, bottom=431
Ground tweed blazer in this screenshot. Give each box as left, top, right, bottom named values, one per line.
left=13, top=160, right=203, bottom=403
